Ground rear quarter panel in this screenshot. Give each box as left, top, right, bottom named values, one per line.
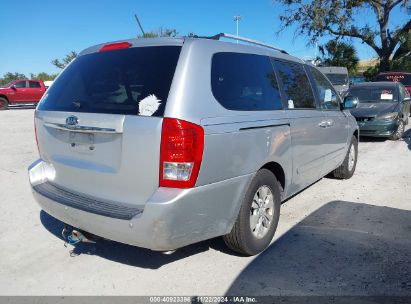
left=198, top=113, right=292, bottom=191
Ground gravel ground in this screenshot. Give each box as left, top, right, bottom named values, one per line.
left=0, top=109, right=410, bottom=296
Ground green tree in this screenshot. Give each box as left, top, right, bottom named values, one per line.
left=273, top=0, right=411, bottom=72
left=0, top=72, right=27, bottom=85
left=318, top=41, right=359, bottom=74
left=364, top=29, right=411, bottom=80
left=51, top=50, right=78, bottom=69
left=363, top=65, right=380, bottom=81
left=30, top=72, right=58, bottom=81
left=138, top=27, right=178, bottom=38
left=391, top=28, right=411, bottom=71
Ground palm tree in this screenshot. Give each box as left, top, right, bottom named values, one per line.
left=318, top=41, right=359, bottom=74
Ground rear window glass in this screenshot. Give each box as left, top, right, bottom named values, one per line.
left=38, top=46, right=181, bottom=116
left=375, top=74, right=411, bottom=86
left=324, top=73, right=348, bottom=85
left=347, top=86, right=399, bottom=103
left=211, top=52, right=282, bottom=111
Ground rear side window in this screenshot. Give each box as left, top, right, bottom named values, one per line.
left=211, top=52, right=282, bottom=111
left=308, top=66, right=340, bottom=110
left=29, top=81, right=41, bottom=88
left=38, top=46, right=181, bottom=116
left=272, top=60, right=316, bottom=109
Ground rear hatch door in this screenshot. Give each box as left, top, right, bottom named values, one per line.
left=35, top=44, right=181, bottom=205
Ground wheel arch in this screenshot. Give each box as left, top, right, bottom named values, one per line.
left=0, top=94, right=9, bottom=102
left=260, top=162, right=286, bottom=199
left=353, top=129, right=359, bottom=141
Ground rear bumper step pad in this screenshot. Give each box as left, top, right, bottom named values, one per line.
left=33, top=182, right=143, bottom=220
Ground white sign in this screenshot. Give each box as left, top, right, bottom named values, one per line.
left=380, top=93, right=393, bottom=100
left=324, top=89, right=332, bottom=102
left=139, top=94, right=161, bottom=116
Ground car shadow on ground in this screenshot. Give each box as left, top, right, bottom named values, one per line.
left=359, top=136, right=388, bottom=143
left=225, top=201, right=411, bottom=296
left=39, top=210, right=235, bottom=269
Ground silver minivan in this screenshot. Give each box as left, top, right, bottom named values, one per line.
left=29, top=34, right=358, bottom=255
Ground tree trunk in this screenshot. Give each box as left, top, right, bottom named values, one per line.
left=379, top=54, right=391, bottom=72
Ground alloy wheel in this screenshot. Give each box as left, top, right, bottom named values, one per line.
left=250, top=185, right=274, bottom=239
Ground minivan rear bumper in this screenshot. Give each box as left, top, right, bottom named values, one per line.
left=29, top=159, right=252, bottom=251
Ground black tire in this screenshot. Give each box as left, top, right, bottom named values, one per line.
left=332, top=135, right=358, bottom=179
left=223, top=169, right=281, bottom=256
left=389, top=120, right=405, bottom=140
left=0, top=97, right=8, bottom=110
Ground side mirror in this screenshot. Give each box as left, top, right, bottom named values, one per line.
left=11, top=85, right=17, bottom=90
left=343, top=96, right=359, bottom=109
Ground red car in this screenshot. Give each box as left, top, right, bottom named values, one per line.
left=374, top=72, right=411, bottom=95
left=0, top=79, right=46, bottom=110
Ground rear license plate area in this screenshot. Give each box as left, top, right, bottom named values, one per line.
left=69, top=132, right=95, bottom=154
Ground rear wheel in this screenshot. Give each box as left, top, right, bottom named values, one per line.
left=223, top=169, right=281, bottom=256
left=0, top=97, right=8, bottom=110
left=332, top=135, right=358, bottom=179
left=390, top=120, right=405, bottom=140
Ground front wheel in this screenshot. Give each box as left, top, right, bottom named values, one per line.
left=223, top=169, right=281, bottom=256
left=390, top=120, right=405, bottom=140
left=0, top=97, right=8, bottom=110
left=332, top=135, right=358, bottom=179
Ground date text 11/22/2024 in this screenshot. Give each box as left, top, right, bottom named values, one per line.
left=149, top=296, right=257, bottom=303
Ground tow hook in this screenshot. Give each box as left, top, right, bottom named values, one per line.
left=62, top=224, right=97, bottom=246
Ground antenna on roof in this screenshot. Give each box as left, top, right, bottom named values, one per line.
left=134, top=14, right=145, bottom=36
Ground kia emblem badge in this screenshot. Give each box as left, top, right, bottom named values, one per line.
left=66, top=116, right=79, bottom=126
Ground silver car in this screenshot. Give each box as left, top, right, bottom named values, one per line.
left=28, top=34, right=358, bottom=255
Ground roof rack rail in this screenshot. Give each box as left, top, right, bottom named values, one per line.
left=207, top=33, right=288, bottom=54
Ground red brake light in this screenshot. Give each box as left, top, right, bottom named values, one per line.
left=160, top=118, right=204, bottom=188
left=99, top=42, right=131, bottom=52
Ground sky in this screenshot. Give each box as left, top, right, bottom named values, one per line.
left=0, top=0, right=409, bottom=76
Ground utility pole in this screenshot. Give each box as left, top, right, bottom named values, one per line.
left=233, top=15, right=242, bottom=43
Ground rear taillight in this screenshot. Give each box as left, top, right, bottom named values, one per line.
left=160, top=118, right=204, bottom=188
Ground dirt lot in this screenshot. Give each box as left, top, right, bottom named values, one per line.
left=0, top=109, right=410, bottom=296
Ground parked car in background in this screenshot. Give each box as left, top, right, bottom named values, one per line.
left=0, top=80, right=46, bottom=110
left=349, top=75, right=365, bottom=84
left=317, top=66, right=349, bottom=96
left=374, top=72, right=411, bottom=95
left=29, top=34, right=359, bottom=256
left=344, top=82, right=410, bottom=140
